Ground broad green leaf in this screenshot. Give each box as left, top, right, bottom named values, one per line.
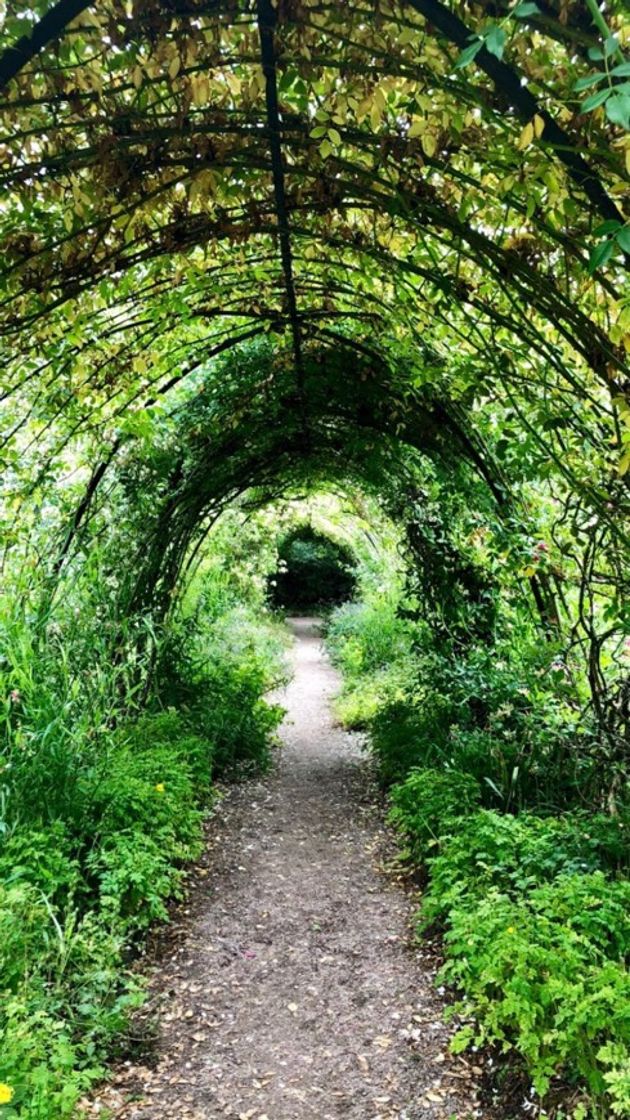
left=512, top=2, right=540, bottom=17
left=581, top=88, right=611, bottom=112
left=455, top=39, right=483, bottom=69
left=593, top=220, right=622, bottom=236
left=588, top=239, right=615, bottom=273
left=573, top=72, right=606, bottom=92
left=484, top=27, right=506, bottom=60
left=605, top=91, right=630, bottom=129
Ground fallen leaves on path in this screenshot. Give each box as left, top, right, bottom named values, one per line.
left=83, top=620, right=487, bottom=1120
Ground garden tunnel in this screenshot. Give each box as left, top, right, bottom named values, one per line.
left=268, top=524, right=357, bottom=609
left=0, top=0, right=629, bottom=751
left=1, top=5, right=630, bottom=1115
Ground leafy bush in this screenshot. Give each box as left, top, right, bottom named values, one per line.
left=330, top=572, right=629, bottom=1116
left=385, top=799, right=630, bottom=1114
left=388, top=767, right=480, bottom=862
left=0, top=886, right=141, bottom=1118
left=155, top=599, right=286, bottom=777
left=0, top=824, right=81, bottom=907
left=0, top=582, right=285, bottom=1117
left=420, top=808, right=628, bottom=927
left=325, top=598, right=420, bottom=728
left=440, top=874, right=630, bottom=1108
left=369, top=696, right=455, bottom=784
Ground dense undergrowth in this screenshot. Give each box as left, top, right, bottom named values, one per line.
left=327, top=590, right=629, bottom=1119
left=1, top=0, right=630, bottom=1113
left=0, top=521, right=287, bottom=1118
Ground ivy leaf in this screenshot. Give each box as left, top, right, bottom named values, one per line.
left=588, top=239, right=615, bottom=274
left=484, top=27, right=506, bottom=60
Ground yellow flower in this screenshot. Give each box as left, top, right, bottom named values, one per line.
left=155, top=783, right=165, bottom=794
left=0, top=1083, right=14, bottom=1104
left=507, top=926, right=515, bottom=934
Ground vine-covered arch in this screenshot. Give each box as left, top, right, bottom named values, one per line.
left=2, top=8, right=630, bottom=1113
left=0, top=0, right=628, bottom=740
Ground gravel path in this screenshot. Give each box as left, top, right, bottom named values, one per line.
left=87, top=618, right=481, bottom=1120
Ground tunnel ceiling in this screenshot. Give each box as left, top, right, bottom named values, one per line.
left=0, top=0, right=629, bottom=533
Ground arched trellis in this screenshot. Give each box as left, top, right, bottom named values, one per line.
left=1, top=0, right=628, bottom=417
left=0, top=1, right=628, bottom=749
left=74, top=342, right=556, bottom=638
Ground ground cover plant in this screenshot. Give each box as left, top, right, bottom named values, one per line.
left=0, top=518, right=287, bottom=1118
left=0, top=0, right=629, bottom=1115
left=327, top=510, right=629, bottom=1117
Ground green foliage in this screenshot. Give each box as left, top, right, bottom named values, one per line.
left=329, top=540, right=629, bottom=1117
left=325, top=598, right=420, bottom=728
left=0, top=552, right=285, bottom=1117
left=369, top=697, right=455, bottom=785
left=441, top=875, right=630, bottom=1105
left=419, top=808, right=629, bottom=928
left=388, top=768, right=480, bottom=863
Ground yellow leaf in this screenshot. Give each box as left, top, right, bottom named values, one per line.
left=408, top=119, right=424, bottom=138
left=626, top=148, right=630, bottom=175
left=168, top=54, right=181, bottom=81
left=132, top=66, right=143, bottom=90
left=618, top=446, right=630, bottom=476
left=517, top=120, right=534, bottom=150
left=319, top=138, right=333, bottom=159
left=191, top=76, right=209, bottom=106
left=533, top=113, right=545, bottom=139
left=370, top=103, right=382, bottom=131
left=422, top=132, right=437, bottom=158
left=373, top=86, right=387, bottom=112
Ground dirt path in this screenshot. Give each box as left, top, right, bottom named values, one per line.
left=88, top=618, right=481, bottom=1120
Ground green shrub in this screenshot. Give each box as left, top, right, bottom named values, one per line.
left=325, top=599, right=420, bottom=728
left=0, top=824, right=81, bottom=907
left=419, top=809, right=625, bottom=927
left=440, top=874, right=630, bottom=1106
left=370, top=696, right=455, bottom=784
left=0, top=916, right=141, bottom=1120
left=155, top=614, right=285, bottom=777
left=89, top=833, right=185, bottom=930
left=189, top=661, right=283, bottom=777
left=388, top=768, right=481, bottom=862
left=93, top=732, right=208, bottom=857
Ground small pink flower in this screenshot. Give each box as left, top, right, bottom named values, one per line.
left=9, top=690, right=21, bottom=703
